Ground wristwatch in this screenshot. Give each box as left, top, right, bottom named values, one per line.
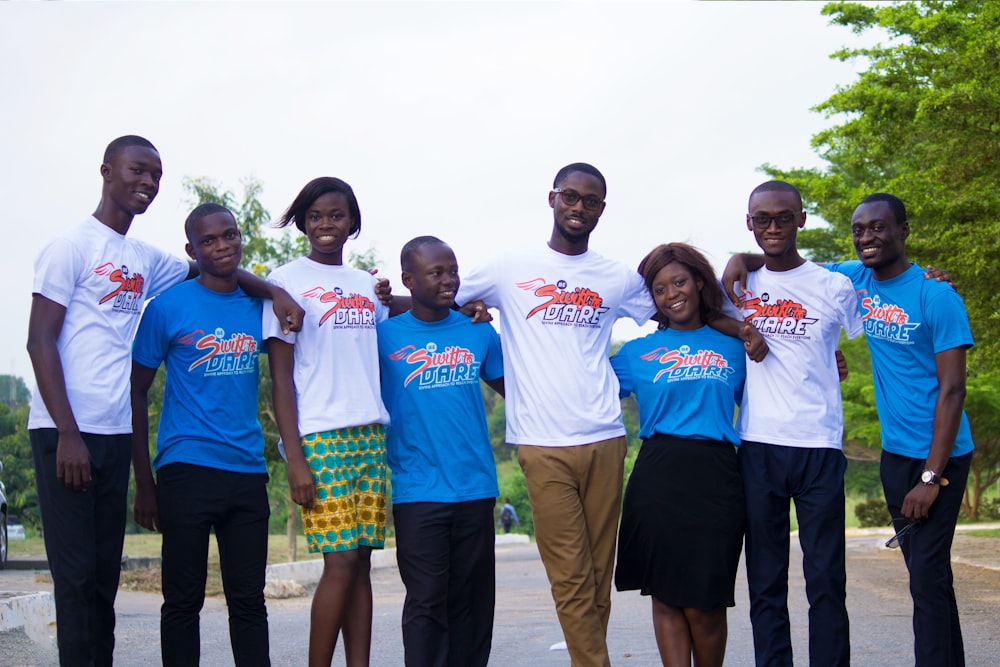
left=920, top=469, right=949, bottom=486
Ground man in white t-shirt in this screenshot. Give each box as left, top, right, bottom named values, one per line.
left=26, top=136, right=302, bottom=667
left=457, top=163, right=766, bottom=667
left=733, top=180, right=862, bottom=667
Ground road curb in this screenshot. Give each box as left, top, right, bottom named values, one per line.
left=0, top=592, right=56, bottom=647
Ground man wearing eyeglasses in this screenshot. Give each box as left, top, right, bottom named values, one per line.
left=455, top=163, right=652, bottom=667
left=733, top=180, right=863, bottom=667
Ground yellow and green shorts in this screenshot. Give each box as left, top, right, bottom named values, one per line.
left=299, top=424, right=387, bottom=552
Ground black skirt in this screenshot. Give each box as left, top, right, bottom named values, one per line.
left=615, top=434, right=745, bottom=610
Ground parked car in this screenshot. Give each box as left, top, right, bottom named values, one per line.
left=0, top=459, right=7, bottom=568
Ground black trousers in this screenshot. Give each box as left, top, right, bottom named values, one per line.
left=30, top=428, right=131, bottom=667
left=393, top=498, right=496, bottom=667
left=881, top=450, right=972, bottom=667
left=156, top=463, right=270, bottom=667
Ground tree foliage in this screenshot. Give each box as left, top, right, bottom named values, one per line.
left=765, top=0, right=1000, bottom=374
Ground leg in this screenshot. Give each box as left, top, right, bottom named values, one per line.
left=216, top=471, right=271, bottom=667
left=650, top=598, right=692, bottom=667
left=685, top=607, right=728, bottom=667
left=308, top=549, right=368, bottom=667
left=446, top=499, right=495, bottom=667
left=882, top=451, right=970, bottom=667
left=89, top=434, right=131, bottom=667
left=394, top=502, right=452, bottom=667
left=791, top=448, right=850, bottom=667
left=157, top=464, right=216, bottom=667
left=739, top=441, right=793, bottom=667
left=518, top=440, right=622, bottom=667
left=578, top=437, right=627, bottom=634
left=341, top=547, right=373, bottom=667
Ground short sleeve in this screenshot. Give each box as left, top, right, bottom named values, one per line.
left=262, top=273, right=297, bottom=344
left=618, top=269, right=656, bottom=325
left=32, top=237, right=83, bottom=307
left=457, top=256, right=500, bottom=308
left=132, top=299, right=170, bottom=370
left=480, top=326, right=504, bottom=381
left=834, top=274, right=864, bottom=339
left=142, top=244, right=190, bottom=298
left=925, top=288, right=974, bottom=353
left=610, top=348, right=633, bottom=399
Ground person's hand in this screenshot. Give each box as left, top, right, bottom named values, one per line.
left=722, top=256, right=750, bottom=309
left=459, top=300, right=493, bottom=323
left=924, top=265, right=956, bottom=289
left=372, top=271, right=393, bottom=307
left=272, top=290, right=305, bottom=334
left=901, top=482, right=940, bottom=522
left=56, top=431, right=91, bottom=492
left=288, top=459, right=316, bottom=510
left=836, top=349, right=848, bottom=382
left=133, top=479, right=160, bottom=532
left=741, top=323, right=769, bottom=363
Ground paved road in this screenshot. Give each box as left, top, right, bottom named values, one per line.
left=3, top=535, right=1000, bottom=666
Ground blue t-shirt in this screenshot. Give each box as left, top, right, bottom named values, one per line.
left=827, top=261, right=974, bottom=459
left=610, top=326, right=746, bottom=445
left=377, top=311, right=503, bottom=504
left=132, top=280, right=267, bottom=473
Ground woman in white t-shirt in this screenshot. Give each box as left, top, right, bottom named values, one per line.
left=266, top=177, right=392, bottom=667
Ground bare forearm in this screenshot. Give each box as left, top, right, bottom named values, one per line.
left=27, top=337, right=78, bottom=435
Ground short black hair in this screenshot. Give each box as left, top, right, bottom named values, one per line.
left=859, top=193, right=907, bottom=225
left=400, top=235, right=449, bottom=272
left=103, top=135, right=157, bottom=164
left=277, top=177, right=362, bottom=237
left=184, top=202, right=235, bottom=241
left=553, top=163, right=607, bottom=196
left=748, top=180, right=802, bottom=210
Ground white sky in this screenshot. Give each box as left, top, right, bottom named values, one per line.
left=1, top=1, right=878, bottom=385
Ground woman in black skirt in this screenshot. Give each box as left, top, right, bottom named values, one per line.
left=610, top=243, right=748, bottom=667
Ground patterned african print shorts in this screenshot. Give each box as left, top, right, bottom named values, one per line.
left=300, top=424, right=388, bottom=552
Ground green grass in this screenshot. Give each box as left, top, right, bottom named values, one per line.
left=966, top=529, right=1000, bottom=538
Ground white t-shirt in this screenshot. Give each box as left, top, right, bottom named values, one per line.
left=28, top=216, right=190, bottom=433
left=737, top=261, right=863, bottom=449
left=458, top=245, right=655, bottom=447
left=264, top=257, right=389, bottom=437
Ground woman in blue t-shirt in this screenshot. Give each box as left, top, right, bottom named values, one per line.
left=611, top=243, right=747, bottom=667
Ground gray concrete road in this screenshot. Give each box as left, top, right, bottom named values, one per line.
left=3, top=535, right=1000, bottom=666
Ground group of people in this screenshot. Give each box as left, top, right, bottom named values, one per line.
left=26, top=135, right=974, bottom=667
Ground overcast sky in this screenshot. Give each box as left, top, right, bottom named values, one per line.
left=1, top=1, right=879, bottom=386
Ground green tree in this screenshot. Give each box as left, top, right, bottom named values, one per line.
left=765, top=0, right=1000, bottom=374
left=0, top=402, right=37, bottom=528
left=961, top=374, right=1000, bottom=520
left=0, top=375, right=31, bottom=407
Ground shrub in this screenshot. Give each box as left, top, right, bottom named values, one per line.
left=854, top=497, right=891, bottom=528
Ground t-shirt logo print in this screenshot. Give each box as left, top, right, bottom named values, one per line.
left=93, top=262, right=145, bottom=312
left=516, top=277, right=609, bottom=326
left=301, top=285, right=377, bottom=328
left=858, top=291, right=920, bottom=344
left=639, top=345, right=734, bottom=383
left=741, top=289, right=818, bottom=336
left=388, top=343, right=480, bottom=388
left=178, top=328, right=258, bottom=376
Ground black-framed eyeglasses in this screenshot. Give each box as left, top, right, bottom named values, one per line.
left=885, top=519, right=921, bottom=549
left=553, top=188, right=603, bottom=211
left=749, top=212, right=799, bottom=229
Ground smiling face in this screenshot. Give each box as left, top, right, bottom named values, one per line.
left=102, top=145, right=162, bottom=217
left=651, top=261, right=704, bottom=330
left=852, top=200, right=909, bottom=279
left=305, top=191, right=355, bottom=265
left=747, top=189, right=806, bottom=270
left=402, top=242, right=460, bottom=322
left=185, top=211, right=243, bottom=290
left=548, top=170, right=606, bottom=254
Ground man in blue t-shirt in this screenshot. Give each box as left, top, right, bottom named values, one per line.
left=827, top=193, right=973, bottom=667
left=131, top=203, right=270, bottom=667
left=377, top=236, right=504, bottom=667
